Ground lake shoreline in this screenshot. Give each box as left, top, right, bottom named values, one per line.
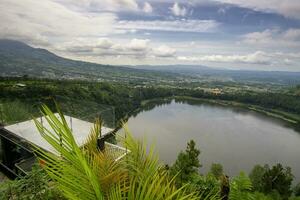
left=139, top=96, right=300, bottom=126
left=125, top=98, right=300, bottom=183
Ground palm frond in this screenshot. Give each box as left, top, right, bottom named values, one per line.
left=34, top=104, right=103, bottom=200
left=229, top=172, right=255, bottom=200
left=122, top=125, right=200, bottom=200
left=84, top=118, right=102, bottom=155
left=121, top=125, right=160, bottom=180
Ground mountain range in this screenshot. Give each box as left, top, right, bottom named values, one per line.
left=1, top=39, right=300, bottom=85
left=0, top=39, right=174, bottom=82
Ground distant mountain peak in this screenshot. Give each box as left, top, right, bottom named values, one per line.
left=0, top=39, right=31, bottom=49
left=0, top=39, right=160, bottom=80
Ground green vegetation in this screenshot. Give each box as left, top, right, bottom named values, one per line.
left=168, top=139, right=300, bottom=200
left=210, top=163, right=224, bottom=179
left=1, top=104, right=300, bottom=199
left=169, top=140, right=220, bottom=199
left=250, top=164, right=294, bottom=199
left=0, top=100, right=38, bottom=124
left=0, top=166, right=65, bottom=200
left=294, top=183, right=300, bottom=197
left=0, top=77, right=176, bottom=126
left=1, top=78, right=300, bottom=199
left=249, top=164, right=267, bottom=192
left=1, top=40, right=300, bottom=126
left=0, top=40, right=181, bottom=84
left=1, top=78, right=300, bottom=128
left=170, top=140, right=201, bottom=185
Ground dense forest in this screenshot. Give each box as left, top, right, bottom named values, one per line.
left=1, top=77, right=300, bottom=126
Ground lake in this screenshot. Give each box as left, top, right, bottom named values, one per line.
left=120, top=99, right=300, bottom=181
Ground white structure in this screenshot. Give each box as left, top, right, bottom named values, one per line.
left=1, top=113, right=129, bottom=178
left=4, top=114, right=113, bottom=155
left=15, top=83, right=26, bottom=87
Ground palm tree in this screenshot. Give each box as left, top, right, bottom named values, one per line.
left=33, top=104, right=203, bottom=200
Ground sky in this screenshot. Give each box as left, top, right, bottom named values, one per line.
left=1, top=0, right=300, bottom=71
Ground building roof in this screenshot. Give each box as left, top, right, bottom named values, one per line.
left=4, top=114, right=113, bottom=155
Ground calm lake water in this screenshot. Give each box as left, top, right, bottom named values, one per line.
left=120, top=100, right=300, bottom=181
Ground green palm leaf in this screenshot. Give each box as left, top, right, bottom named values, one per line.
left=34, top=105, right=103, bottom=200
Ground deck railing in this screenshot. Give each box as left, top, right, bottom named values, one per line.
left=104, top=142, right=130, bottom=161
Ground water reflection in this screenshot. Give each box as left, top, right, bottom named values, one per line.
left=120, top=99, right=300, bottom=182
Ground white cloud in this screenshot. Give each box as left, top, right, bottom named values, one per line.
left=283, top=29, right=300, bottom=41
left=170, top=2, right=187, bottom=17
left=241, top=28, right=300, bottom=48
left=153, top=45, right=176, bottom=57
left=242, top=29, right=275, bottom=45
left=0, top=0, right=116, bottom=47
left=54, top=0, right=139, bottom=12
left=57, top=37, right=178, bottom=59
left=177, top=50, right=300, bottom=69
left=213, top=0, right=300, bottom=19
left=1, top=0, right=299, bottom=70
left=65, top=46, right=93, bottom=53
left=96, top=38, right=114, bottom=49
left=56, top=37, right=114, bottom=53
left=128, top=39, right=150, bottom=51
left=116, top=19, right=219, bottom=33
left=143, top=2, right=153, bottom=13
left=177, top=51, right=272, bottom=65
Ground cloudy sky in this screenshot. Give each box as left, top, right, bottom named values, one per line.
left=1, top=0, right=300, bottom=71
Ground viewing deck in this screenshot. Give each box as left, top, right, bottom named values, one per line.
left=0, top=112, right=128, bottom=178
left=4, top=113, right=113, bottom=156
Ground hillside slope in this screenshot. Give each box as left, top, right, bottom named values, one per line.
left=0, top=40, right=175, bottom=82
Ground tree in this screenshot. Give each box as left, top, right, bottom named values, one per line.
left=249, top=164, right=268, bottom=192
left=186, top=140, right=201, bottom=169
left=249, top=164, right=294, bottom=199
left=210, top=163, right=223, bottom=178
left=262, top=164, right=294, bottom=200
left=294, top=183, right=300, bottom=197
left=170, top=140, right=201, bottom=185
left=188, top=173, right=221, bottom=199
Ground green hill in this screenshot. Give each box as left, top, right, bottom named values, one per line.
left=0, top=40, right=176, bottom=83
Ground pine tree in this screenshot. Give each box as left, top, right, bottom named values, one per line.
left=262, top=164, right=293, bottom=200
left=170, top=140, right=201, bottom=185
left=249, top=164, right=268, bottom=192
left=210, top=163, right=224, bottom=178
